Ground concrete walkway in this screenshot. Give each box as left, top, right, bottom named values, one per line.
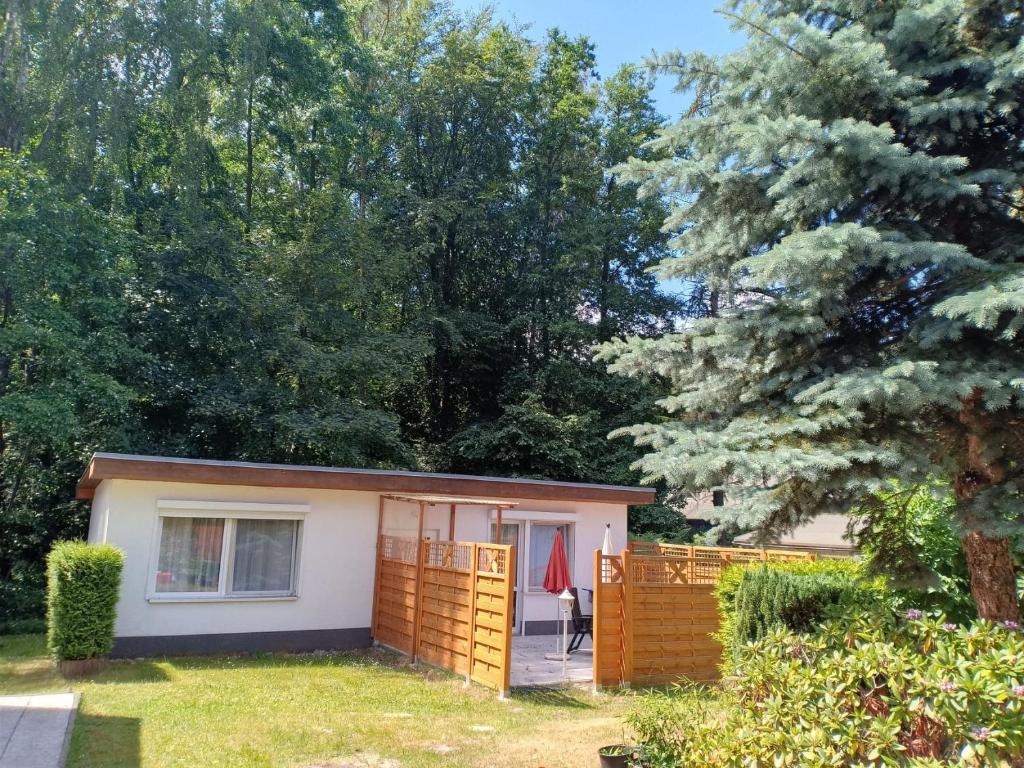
left=0, top=693, right=78, bottom=768
left=510, top=634, right=593, bottom=688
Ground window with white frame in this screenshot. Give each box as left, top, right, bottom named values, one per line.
left=527, top=522, right=573, bottom=590
left=151, top=504, right=303, bottom=599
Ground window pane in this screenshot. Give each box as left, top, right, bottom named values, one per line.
left=231, top=519, right=297, bottom=593
left=528, top=524, right=571, bottom=589
left=156, top=517, right=224, bottom=593
left=488, top=522, right=518, bottom=546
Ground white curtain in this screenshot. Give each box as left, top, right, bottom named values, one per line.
left=156, top=517, right=224, bottom=593
left=231, top=519, right=296, bottom=593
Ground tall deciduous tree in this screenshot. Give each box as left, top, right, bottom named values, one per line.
left=0, top=0, right=683, bottom=627
left=601, top=0, right=1023, bottom=619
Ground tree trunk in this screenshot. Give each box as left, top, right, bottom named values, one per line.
left=961, top=531, right=1019, bottom=622
left=954, top=388, right=1020, bottom=622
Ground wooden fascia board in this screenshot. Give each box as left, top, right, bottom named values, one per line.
left=76, top=455, right=657, bottom=506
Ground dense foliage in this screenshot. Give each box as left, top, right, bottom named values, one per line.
left=46, top=542, right=124, bottom=661
left=0, top=0, right=683, bottom=625
left=859, top=484, right=979, bottom=622
left=630, top=611, right=1024, bottom=767
left=730, top=564, right=866, bottom=651
left=715, top=558, right=880, bottom=669
left=599, top=0, right=1024, bottom=619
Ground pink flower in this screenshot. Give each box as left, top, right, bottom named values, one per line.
left=971, top=726, right=991, bottom=742
left=1012, top=685, right=1024, bottom=697
left=939, top=681, right=956, bottom=693
left=905, top=609, right=923, bottom=620
left=943, top=623, right=957, bottom=632
left=1003, top=620, right=1020, bottom=630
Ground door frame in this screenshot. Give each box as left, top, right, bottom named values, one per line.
left=490, top=519, right=526, bottom=634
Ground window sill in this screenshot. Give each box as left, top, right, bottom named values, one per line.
left=146, top=595, right=298, bottom=604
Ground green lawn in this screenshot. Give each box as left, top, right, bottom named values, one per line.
left=0, top=635, right=636, bottom=768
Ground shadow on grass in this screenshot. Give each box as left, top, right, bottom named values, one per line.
left=94, top=646, right=442, bottom=687
left=141, top=646, right=421, bottom=675
left=68, top=713, right=141, bottom=768
left=88, top=661, right=172, bottom=685
left=509, top=687, right=596, bottom=709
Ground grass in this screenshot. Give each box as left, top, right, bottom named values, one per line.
left=0, top=635, right=638, bottom=768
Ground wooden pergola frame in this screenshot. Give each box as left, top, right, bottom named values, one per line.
left=373, top=493, right=519, bottom=660
left=376, top=493, right=519, bottom=546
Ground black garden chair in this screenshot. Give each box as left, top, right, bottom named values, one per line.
left=567, top=586, right=593, bottom=653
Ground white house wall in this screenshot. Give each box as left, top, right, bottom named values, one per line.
left=89, top=479, right=628, bottom=655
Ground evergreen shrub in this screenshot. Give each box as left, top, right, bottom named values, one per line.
left=629, top=611, right=1024, bottom=766
left=715, top=558, right=884, bottom=669
left=46, top=541, right=124, bottom=661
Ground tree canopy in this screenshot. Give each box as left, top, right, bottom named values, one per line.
left=0, top=0, right=680, bottom=626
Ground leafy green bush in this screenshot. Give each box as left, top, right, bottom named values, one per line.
left=858, top=483, right=976, bottom=622
left=46, top=541, right=124, bottom=661
left=715, top=558, right=884, bottom=669
left=629, top=611, right=1024, bottom=766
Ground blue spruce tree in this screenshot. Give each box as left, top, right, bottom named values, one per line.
left=600, top=0, right=1023, bottom=620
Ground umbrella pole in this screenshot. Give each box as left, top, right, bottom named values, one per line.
left=555, top=599, right=562, bottom=654
left=562, top=605, right=568, bottom=681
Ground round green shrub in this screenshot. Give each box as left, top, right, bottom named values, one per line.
left=46, top=541, right=125, bottom=661
left=629, top=611, right=1024, bottom=766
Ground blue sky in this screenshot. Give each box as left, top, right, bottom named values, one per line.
left=448, top=0, right=743, bottom=119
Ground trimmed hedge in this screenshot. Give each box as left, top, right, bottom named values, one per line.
left=715, top=558, right=885, bottom=669
left=46, top=541, right=124, bottom=661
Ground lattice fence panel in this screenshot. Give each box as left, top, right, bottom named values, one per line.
left=372, top=536, right=515, bottom=695
left=372, top=535, right=418, bottom=654
left=593, top=552, right=626, bottom=687
left=593, top=545, right=814, bottom=687
left=470, top=544, right=515, bottom=693
left=416, top=541, right=474, bottom=675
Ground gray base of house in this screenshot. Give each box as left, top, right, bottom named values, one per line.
left=110, top=627, right=371, bottom=658
left=522, top=620, right=564, bottom=636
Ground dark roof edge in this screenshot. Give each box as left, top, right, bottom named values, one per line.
left=76, top=453, right=657, bottom=505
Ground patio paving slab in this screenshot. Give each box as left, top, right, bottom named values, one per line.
left=511, top=634, right=593, bottom=688
left=0, top=693, right=77, bottom=768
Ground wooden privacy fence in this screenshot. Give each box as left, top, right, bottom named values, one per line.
left=594, top=545, right=814, bottom=688
left=372, top=536, right=515, bottom=695
left=372, top=535, right=419, bottom=655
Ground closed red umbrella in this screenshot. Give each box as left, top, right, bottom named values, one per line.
left=542, top=528, right=575, bottom=669
left=543, top=529, right=573, bottom=594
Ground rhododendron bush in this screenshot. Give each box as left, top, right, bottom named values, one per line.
left=628, top=612, right=1024, bottom=767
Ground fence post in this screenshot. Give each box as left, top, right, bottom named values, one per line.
left=412, top=539, right=426, bottom=663
left=621, top=548, right=634, bottom=687
left=467, top=542, right=478, bottom=686
left=371, top=534, right=383, bottom=642
left=592, top=549, right=602, bottom=691
left=499, top=544, right=516, bottom=699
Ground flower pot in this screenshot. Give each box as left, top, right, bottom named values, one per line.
left=58, top=657, right=106, bottom=678
left=598, top=745, right=632, bottom=768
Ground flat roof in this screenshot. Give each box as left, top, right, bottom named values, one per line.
left=76, top=453, right=657, bottom=505
left=733, top=513, right=858, bottom=551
